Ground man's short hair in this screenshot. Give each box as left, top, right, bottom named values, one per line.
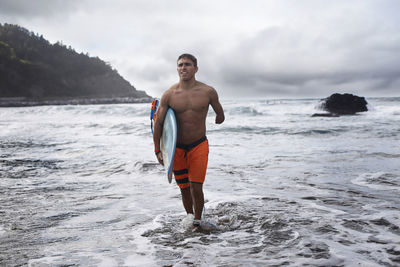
left=177, top=53, right=197, bottom=67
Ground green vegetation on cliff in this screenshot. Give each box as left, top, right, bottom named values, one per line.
left=0, top=23, right=149, bottom=100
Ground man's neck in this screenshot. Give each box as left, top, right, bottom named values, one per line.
left=179, top=78, right=197, bottom=90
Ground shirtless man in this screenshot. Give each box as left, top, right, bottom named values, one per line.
left=153, top=54, right=225, bottom=230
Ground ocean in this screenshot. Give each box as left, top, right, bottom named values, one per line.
left=0, top=97, right=399, bottom=266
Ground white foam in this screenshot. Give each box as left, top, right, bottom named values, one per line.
left=124, top=254, right=155, bottom=267
left=125, top=215, right=163, bottom=267
left=95, top=255, right=118, bottom=267
left=181, top=213, right=194, bottom=231
left=352, top=172, right=399, bottom=191
left=28, top=256, right=63, bottom=267
left=0, top=225, right=6, bottom=236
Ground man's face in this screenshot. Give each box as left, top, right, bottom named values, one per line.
left=177, top=57, right=198, bottom=81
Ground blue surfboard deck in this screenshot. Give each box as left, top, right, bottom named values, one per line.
left=160, top=108, right=177, bottom=183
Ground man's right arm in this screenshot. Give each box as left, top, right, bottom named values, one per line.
left=153, top=92, right=169, bottom=165
left=209, top=87, right=225, bottom=124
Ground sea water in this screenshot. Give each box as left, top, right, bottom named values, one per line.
left=0, top=97, right=399, bottom=266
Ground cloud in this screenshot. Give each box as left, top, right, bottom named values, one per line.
left=1, top=0, right=400, bottom=98
left=0, top=0, right=81, bottom=18
left=203, top=2, right=400, bottom=98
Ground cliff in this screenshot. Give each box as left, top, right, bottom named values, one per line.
left=0, top=23, right=150, bottom=106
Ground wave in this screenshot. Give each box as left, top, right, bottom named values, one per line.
left=289, top=129, right=341, bottom=136
left=227, top=106, right=264, bottom=116
left=209, top=125, right=282, bottom=135
left=1, top=103, right=151, bottom=118
left=352, top=172, right=400, bottom=191
left=209, top=125, right=353, bottom=136
left=4, top=97, right=398, bottom=120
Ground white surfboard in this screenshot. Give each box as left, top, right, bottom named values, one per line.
left=160, top=108, right=177, bottom=183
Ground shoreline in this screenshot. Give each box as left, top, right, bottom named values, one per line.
left=0, top=96, right=152, bottom=107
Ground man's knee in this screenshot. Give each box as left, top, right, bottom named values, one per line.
left=190, top=182, right=203, bottom=194
left=181, top=186, right=191, bottom=196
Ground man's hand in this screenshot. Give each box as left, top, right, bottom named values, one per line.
left=156, top=152, right=164, bottom=166
left=215, top=114, right=224, bottom=124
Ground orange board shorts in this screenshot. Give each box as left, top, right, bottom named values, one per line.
left=173, top=136, right=209, bottom=189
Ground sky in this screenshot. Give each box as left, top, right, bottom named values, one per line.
left=1, top=0, right=400, bottom=99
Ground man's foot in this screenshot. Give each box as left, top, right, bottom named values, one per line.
left=192, top=226, right=202, bottom=233
left=192, top=219, right=202, bottom=232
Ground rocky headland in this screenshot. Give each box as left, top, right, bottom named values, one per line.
left=0, top=23, right=151, bottom=107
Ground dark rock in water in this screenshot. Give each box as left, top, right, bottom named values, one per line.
left=315, top=93, right=368, bottom=116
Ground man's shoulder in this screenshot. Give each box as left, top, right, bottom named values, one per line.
left=167, top=83, right=180, bottom=92
left=195, top=81, right=216, bottom=94
left=196, top=81, right=213, bottom=89
left=163, top=84, right=179, bottom=97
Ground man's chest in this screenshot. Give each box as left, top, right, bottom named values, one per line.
left=170, top=90, right=209, bottom=114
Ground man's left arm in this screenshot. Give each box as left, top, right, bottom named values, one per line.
left=209, top=88, right=225, bottom=124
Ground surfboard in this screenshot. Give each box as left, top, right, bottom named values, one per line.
left=160, top=108, right=177, bottom=183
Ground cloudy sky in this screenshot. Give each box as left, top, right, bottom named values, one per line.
left=1, top=0, right=399, bottom=99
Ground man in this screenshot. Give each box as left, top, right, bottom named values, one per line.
left=153, top=53, right=225, bottom=231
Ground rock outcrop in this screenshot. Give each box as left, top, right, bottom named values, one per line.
left=0, top=23, right=151, bottom=106
left=313, top=93, right=368, bottom=117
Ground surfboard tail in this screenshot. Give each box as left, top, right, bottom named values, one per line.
left=168, top=171, right=173, bottom=184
